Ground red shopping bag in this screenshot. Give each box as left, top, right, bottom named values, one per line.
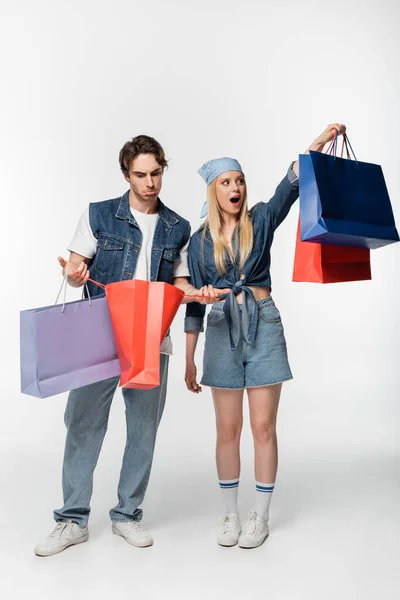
left=86, top=278, right=184, bottom=389
left=292, top=219, right=372, bottom=283
left=105, top=280, right=184, bottom=389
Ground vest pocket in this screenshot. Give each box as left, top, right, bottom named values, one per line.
left=162, top=247, right=180, bottom=261
left=94, top=235, right=125, bottom=280
left=157, top=246, right=180, bottom=282
left=97, top=235, right=125, bottom=251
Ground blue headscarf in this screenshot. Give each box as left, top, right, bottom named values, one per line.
left=198, top=157, right=244, bottom=218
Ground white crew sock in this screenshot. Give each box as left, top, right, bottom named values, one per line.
left=219, top=479, right=239, bottom=515
left=255, top=481, right=275, bottom=521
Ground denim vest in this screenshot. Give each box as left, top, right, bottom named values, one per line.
left=185, top=167, right=299, bottom=349
left=86, top=190, right=191, bottom=298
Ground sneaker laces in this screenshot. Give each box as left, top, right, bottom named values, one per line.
left=222, top=515, right=239, bottom=533
left=48, top=522, right=69, bottom=539
left=242, top=512, right=262, bottom=536
left=125, top=520, right=144, bottom=532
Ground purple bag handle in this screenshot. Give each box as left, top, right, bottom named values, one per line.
left=55, top=274, right=92, bottom=313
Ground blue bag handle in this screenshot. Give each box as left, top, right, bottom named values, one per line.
left=326, top=129, right=358, bottom=163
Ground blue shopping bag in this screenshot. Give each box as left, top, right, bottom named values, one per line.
left=299, top=134, right=399, bottom=249
left=20, top=278, right=120, bottom=398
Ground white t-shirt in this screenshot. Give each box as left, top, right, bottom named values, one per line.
left=68, top=207, right=190, bottom=355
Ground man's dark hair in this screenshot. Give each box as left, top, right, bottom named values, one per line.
left=119, top=135, right=168, bottom=176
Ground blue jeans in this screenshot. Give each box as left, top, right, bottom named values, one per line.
left=53, top=354, right=169, bottom=527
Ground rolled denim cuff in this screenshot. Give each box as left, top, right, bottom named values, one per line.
left=287, top=161, right=299, bottom=185
left=184, top=316, right=204, bottom=333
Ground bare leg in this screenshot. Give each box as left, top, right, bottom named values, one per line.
left=212, top=388, right=244, bottom=480
left=247, top=383, right=282, bottom=483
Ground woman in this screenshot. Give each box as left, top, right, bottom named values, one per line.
left=185, top=123, right=346, bottom=549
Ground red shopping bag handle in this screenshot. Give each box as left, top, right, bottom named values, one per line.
left=84, top=276, right=106, bottom=290
left=82, top=275, right=210, bottom=299
left=325, top=130, right=358, bottom=162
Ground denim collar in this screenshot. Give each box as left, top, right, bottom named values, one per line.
left=115, top=190, right=178, bottom=226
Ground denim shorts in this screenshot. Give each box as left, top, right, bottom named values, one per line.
left=201, top=297, right=293, bottom=390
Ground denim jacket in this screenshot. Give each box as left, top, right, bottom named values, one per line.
left=184, top=165, right=299, bottom=349
left=86, top=190, right=191, bottom=298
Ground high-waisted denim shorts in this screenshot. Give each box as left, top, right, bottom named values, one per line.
left=201, top=297, right=292, bottom=390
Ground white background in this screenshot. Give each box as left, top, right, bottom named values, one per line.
left=1, top=0, right=399, bottom=598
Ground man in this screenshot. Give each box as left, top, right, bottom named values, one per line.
left=35, top=135, right=209, bottom=556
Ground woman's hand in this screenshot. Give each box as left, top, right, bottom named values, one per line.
left=292, top=123, right=347, bottom=177
left=185, top=360, right=202, bottom=393
left=188, top=285, right=230, bottom=305
left=308, top=123, right=347, bottom=152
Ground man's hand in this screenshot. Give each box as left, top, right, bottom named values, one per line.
left=185, top=360, right=202, bottom=393
left=58, top=256, right=90, bottom=288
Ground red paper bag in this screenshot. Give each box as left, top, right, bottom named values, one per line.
left=105, top=280, right=184, bottom=389
left=292, top=219, right=371, bottom=283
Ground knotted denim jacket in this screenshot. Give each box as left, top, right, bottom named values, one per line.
left=184, top=165, right=299, bottom=349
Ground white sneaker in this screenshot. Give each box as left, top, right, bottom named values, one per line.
left=34, top=522, right=89, bottom=557
left=238, top=511, right=269, bottom=549
left=217, top=513, right=241, bottom=547
left=112, top=520, right=153, bottom=547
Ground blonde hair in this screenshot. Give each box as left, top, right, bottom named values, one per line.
left=201, top=178, right=253, bottom=276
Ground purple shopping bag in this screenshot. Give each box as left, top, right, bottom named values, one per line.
left=20, top=286, right=120, bottom=398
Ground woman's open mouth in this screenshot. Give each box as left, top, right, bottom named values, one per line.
left=230, top=195, right=241, bottom=205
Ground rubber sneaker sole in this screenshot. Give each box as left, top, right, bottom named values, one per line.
left=34, top=532, right=89, bottom=557
left=218, top=540, right=239, bottom=547
left=217, top=531, right=241, bottom=547
left=112, top=524, right=153, bottom=548
left=238, top=532, right=269, bottom=549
